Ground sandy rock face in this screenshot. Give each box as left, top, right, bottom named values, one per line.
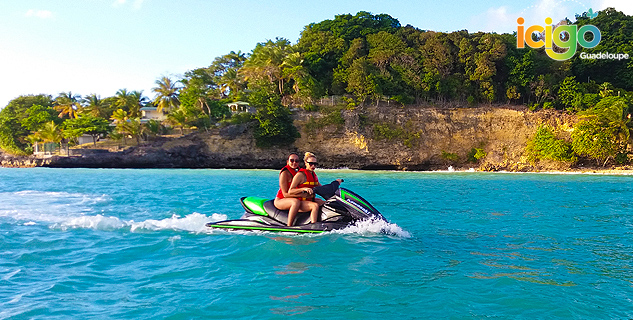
left=1, top=106, right=578, bottom=171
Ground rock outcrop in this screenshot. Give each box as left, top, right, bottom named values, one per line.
left=1, top=105, right=580, bottom=171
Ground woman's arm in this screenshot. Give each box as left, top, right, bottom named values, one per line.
left=279, top=171, right=303, bottom=197
left=289, top=172, right=312, bottom=196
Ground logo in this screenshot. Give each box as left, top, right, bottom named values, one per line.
left=586, top=8, right=598, bottom=19
left=516, top=16, right=601, bottom=61
left=346, top=198, right=372, bottom=216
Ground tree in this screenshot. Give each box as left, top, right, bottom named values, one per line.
left=242, top=38, right=294, bottom=96
left=110, top=109, right=131, bottom=144
left=296, top=29, right=346, bottom=94
left=130, top=91, right=149, bottom=118
left=305, top=11, right=400, bottom=42
left=557, top=76, right=581, bottom=110
left=1, top=94, right=54, bottom=116
left=0, top=116, right=27, bottom=154
left=506, top=49, right=536, bottom=103
left=62, top=116, right=111, bottom=146
left=346, top=57, right=380, bottom=103
left=144, top=119, right=164, bottom=138
left=0, top=94, right=54, bottom=154
left=250, top=84, right=299, bottom=147
left=530, top=75, right=554, bottom=108
left=110, top=108, right=129, bottom=124
left=165, top=108, right=188, bottom=135
left=209, top=50, right=247, bottom=98
left=54, top=92, right=82, bottom=119
left=114, top=89, right=135, bottom=116
left=152, top=77, right=180, bottom=113
left=37, top=121, right=63, bottom=143
left=81, top=94, right=110, bottom=118
left=20, top=105, right=60, bottom=132
left=571, top=97, right=630, bottom=165
left=525, top=125, right=576, bottom=163
left=571, top=8, right=633, bottom=90
left=118, top=118, right=144, bottom=145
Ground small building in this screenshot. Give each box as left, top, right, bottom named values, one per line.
left=227, top=101, right=255, bottom=114
left=77, top=134, right=94, bottom=145
left=140, top=107, right=167, bottom=122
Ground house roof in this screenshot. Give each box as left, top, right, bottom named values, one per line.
left=227, top=101, right=250, bottom=106
left=140, top=107, right=158, bottom=111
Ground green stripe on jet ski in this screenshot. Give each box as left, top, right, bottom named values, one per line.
left=208, top=224, right=325, bottom=233
left=340, top=190, right=369, bottom=208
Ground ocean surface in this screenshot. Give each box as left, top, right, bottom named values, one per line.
left=1, top=168, right=632, bottom=319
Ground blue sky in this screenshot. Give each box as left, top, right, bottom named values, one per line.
left=0, top=0, right=630, bottom=108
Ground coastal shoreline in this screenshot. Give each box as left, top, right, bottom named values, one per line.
left=1, top=106, right=630, bottom=175
left=2, top=151, right=632, bottom=176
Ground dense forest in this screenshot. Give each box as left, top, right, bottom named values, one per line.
left=1, top=8, right=632, bottom=166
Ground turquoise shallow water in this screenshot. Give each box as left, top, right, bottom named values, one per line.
left=1, top=168, right=633, bottom=319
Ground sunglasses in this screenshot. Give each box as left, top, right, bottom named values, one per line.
left=289, top=159, right=300, bottom=163
left=306, top=161, right=319, bottom=166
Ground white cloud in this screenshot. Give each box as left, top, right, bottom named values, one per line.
left=24, top=9, right=53, bottom=19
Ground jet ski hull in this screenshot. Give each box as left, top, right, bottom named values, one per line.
left=206, top=219, right=349, bottom=233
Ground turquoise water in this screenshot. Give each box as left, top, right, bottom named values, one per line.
left=1, top=168, right=633, bottom=319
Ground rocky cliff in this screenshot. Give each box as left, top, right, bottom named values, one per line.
left=1, top=105, right=578, bottom=171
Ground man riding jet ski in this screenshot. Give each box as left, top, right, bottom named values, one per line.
left=206, top=180, right=387, bottom=233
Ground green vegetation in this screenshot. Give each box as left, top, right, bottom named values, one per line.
left=467, top=148, right=487, bottom=163
left=372, top=120, right=420, bottom=148
left=571, top=97, right=630, bottom=165
left=62, top=116, right=111, bottom=146
left=218, top=112, right=253, bottom=127
left=1, top=8, right=633, bottom=161
left=303, top=106, right=346, bottom=135
left=526, top=97, right=631, bottom=166
left=249, top=84, right=299, bottom=148
left=441, top=151, right=460, bottom=163
left=525, top=125, right=576, bottom=163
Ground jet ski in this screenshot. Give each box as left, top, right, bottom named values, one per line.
left=206, top=183, right=386, bottom=233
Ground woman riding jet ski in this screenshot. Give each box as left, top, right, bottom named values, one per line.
left=206, top=180, right=387, bottom=233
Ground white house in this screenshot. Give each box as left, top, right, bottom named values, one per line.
left=227, top=101, right=255, bottom=114
left=77, top=135, right=94, bottom=145
left=140, top=107, right=167, bottom=122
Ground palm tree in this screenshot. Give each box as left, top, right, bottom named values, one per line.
left=226, top=50, right=247, bottom=65
left=281, top=52, right=307, bottom=94
left=54, top=91, right=82, bottom=119
left=110, top=108, right=129, bottom=124
left=119, top=118, right=144, bottom=145
left=152, top=77, right=180, bottom=113
left=219, top=68, right=245, bottom=98
left=166, top=109, right=188, bottom=135
left=25, top=133, right=43, bottom=153
left=144, top=119, right=163, bottom=138
left=34, top=121, right=63, bottom=154
left=599, top=82, right=614, bottom=98
left=38, top=121, right=63, bottom=143
left=242, top=39, right=296, bottom=96
left=114, top=89, right=134, bottom=114
left=81, top=94, right=108, bottom=118
left=130, top=90, right=149, bottom=118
